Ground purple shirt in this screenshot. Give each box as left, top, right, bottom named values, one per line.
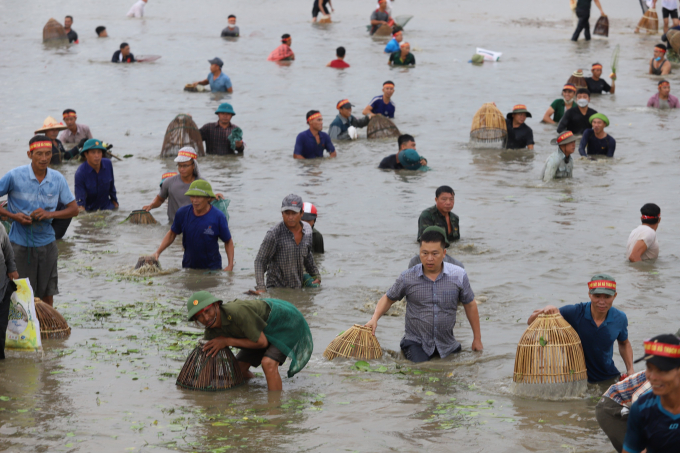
left=647, top=92, right=680, bottom=108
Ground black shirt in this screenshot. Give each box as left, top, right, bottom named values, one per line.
left=111, top=50, right=136, bottom=63
left=49, top=139, right=79, bottom=165
left=312, top=228, right=324, bottom=254
left=505, top=119, right=535, bottom=149
left=378, top=154, right=403, bottom=169
left=585, top=77, right=611, bottom=94
left=66, top=29, right=78, bottom=43
left=556, top=105, right=598, bottom=135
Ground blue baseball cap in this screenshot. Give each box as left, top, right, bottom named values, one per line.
left=208, top=57, right=224, bottom=67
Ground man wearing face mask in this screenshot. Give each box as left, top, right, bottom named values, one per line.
left=586, top=63, right=616, bottom=94
left=542, top=131, right=578, bottom=182
left=528, top=274, right=634, bottom=383
left=557, top=88, right=598, bottom=135
left=649, top=43, right=672, bottom=76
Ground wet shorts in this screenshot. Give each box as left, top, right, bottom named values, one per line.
left=400, top=339, right=461, bottom=363
left=663, top=7, right=679, bottom=19
left=12, top=242, right=59, bottom=298
left=236, top=344, right=287, bottom=367
left=595, top=396, right=628, bottom=453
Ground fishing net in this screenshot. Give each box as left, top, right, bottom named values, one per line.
left=228, top=127, right=243, bottom=150
left=43, top=18, right=68, bottom=43
left=176, top=340, right=245, bottom=391
left=394, top=15, right=413, bottom=28
left=211, top=199, right=230, bottom=222
left=667, top=29, right=680, bottom=54
left=367, top=114, right=400, bottom=139
left=566, top=70, right=588, bottom=89
left=470, top=103, right=507, bottom=148
left=123, top=210, right=157, bottom=225
left=512, top=314, right=588, bottom=399
left=593, top=15, right=609, bottom=37
left=160, top=114, right=205, bottom=158
left=323, top=324, right=383, bottom=360
left=262, top=299, right=313, bottom=378
left=34, top=298, right=71, bottom=339
left=637, top=10, right=658, bottom=34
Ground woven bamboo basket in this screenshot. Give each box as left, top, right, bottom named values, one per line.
left=323, top=324, right=383, bottom=360
left=123, top=210, right=157, bottom=225
left=637, top=10, right=658, bottom=33
left=593, top=15, right=609, bottom=37
left=135, top=255, right=160, bottom=270
left=566, top=70, right=588, bottom=90
left=34, top=298, right=71, bottom=339
left=469, top=103, right=507, bottom=146
left=160, top=114, right=205, bottom=157
left=176, top=340, right=245, bottom=391
left=668, top=29, right=680, bottom=54
left=512, top=314, right=587, bottom=398
left=373, top=23, right=393, bottom=36
left=43, top=18, right=68, bottom=43
left=367, top=114, right=400, bottom=139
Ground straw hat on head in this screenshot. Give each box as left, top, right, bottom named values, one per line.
left=35, top=116, right=67, bottom=134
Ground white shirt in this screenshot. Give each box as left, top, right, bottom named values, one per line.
left=127, top=0, right=146, bottom=18
left=648, top=0, right=678, bottom=9
left=626, top=225, right=659, bottom=261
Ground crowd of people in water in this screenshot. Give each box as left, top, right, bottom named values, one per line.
left=4, top=1, right=680, bottom=451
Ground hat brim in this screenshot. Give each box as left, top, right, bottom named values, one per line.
left=633, top=354, right=680, bottom=371
left=215, top=110, right=235, bottom=115
left=302, top=213, right=317, bottom=221
left=187, top=296, right=222, bottom=320
left=81, top=145, right=107, bottom=154
left=507, top=111, right=532, bottom=119
left=174, top=155, right=195, bottom=163
left=550, top=135, right=580, bottom=146
left=185, top=189, right=215, bottom=198
left=338, top=103, right=354, bottom=109
left=281, top=207, right=302, bottom=213
left=590, top=288, right=616, bottom=296
left=35, top=125, right=67, bottom=134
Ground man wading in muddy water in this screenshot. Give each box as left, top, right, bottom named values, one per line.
left=187, top=291, right=313, bottom=391
left=365, top=228, right=483, bottom=362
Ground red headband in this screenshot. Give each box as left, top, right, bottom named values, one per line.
left=588, top=279, right=616, bottom=291
left=383, top=83, right=394, bottom=88
left=563, top=84, right=576, bottom=92
left=336, top=99, right=350, bottom=109
left=162, top=172, right=178, bottom=179
left=656, top=47, right=666, bottom=53
left=513, top=104, right=527, bottom=111
left=641, top=215, right=659, bottom=220
left=29, top=141, right=52, bottom=151
left=177, top=150, right=197, bottom=159
left=307, top=112, right=322, bottom=123
left=644, top=340, right=680, bottom=358
left=62, top=113, right=76, bottom=118
left=556, top=131, right=574, bottom=144
left=592, top=64, right=602, bottom=69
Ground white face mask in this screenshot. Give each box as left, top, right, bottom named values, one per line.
left=576, top=98, right=589, bottom=108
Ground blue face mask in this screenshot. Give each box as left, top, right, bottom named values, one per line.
left=656, top=57, right=661, bottom=61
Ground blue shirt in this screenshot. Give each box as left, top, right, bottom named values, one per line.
left=208, top=72, right=232, bottom=92
left=623, top=392, right=680, bottom=453
left=369, top=95, right=395, bottom=118
left=578, top=128, right=616, bottom=157
left=384, top=38, right=400, bottom=53
left=171, top=205, right=232, bottom=270
left=293, top=130, right=335, bottom=159
left=74, top=158, right=117, bottom=212
left=559, top=302, right=628, bottom=382
left=0, top=165, right=75, bottom=247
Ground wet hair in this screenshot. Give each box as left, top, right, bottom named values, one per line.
left=95, top=26, right=106, bottom=36
left=281, top=33, right=291, bottom=42
left=655, top=43, right=667, bottom=51
left=659, top=79, right=670, bottom=86
left=397, top=134, right=415, bottom=147
left=383, top=80, right=395, bottom=87
left=65, top=15, right=73, bottom=21
left=436, top=186, right=455, bottom=198
left=641, top=203, right=661, bottom=224
left=306, top=110, right=320, bottom=121
left=120, top=42, right=129, bottom=50
left=228, top=14, right=236, bottom=19
left=420, top=230, right=446, bottom=249
left=63, top=109, right=76, bottom=115
left=576, top=88, right=590, bottom=97
left=336, top=46, right=346, bottom=58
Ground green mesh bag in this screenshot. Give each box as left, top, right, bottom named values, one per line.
left=228, top=127, right=243, bottom=151
left=211, top=198, right=230, bottom=222
left=262, top=298, right=313, bottom=378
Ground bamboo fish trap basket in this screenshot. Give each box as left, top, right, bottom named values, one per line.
left=160, top=114, right=205, bottom=158
left=637, top=10, right=659, bottom=34
left=469, top=103, right=507, bottom=147
left=512, top=314, right=587, bottom=399
left=593, top=15, right=609, bottom=37
left=367, top=114, right=400, bottom=139
left=34, top=298, right=71, bottom=339
left=566, top=70, right=588, bottom=90
left=176, top=340, right=245, bottom=391
left=667, top=29, right=680, bottom=54
left=123, top=210, right=158, bottom=225
left=43, top=18, right=68, bottom=43
left=323, top=324, right=383, bottom=360
left=135, top=255, right=160, bottom=270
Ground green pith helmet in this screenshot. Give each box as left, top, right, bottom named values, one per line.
left=184, top=180, right=216, bottom=198
left=187, top=291, right=222, bottom=320
left=80, top=138, right=107, bottom=155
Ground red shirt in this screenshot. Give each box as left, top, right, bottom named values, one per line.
left=329, top=59, right=350, bottom=68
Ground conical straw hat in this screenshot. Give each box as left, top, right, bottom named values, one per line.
left=34, top=116, right=67, bottom=134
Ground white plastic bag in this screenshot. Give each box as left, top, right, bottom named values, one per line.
left=5, top=278, right=42, bottom=352
left=476, top=48, right=502, bottom=62
left=347, top=126, right=358, bottom=140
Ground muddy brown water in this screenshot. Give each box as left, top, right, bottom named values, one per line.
left=1, top=0, right=679, bottom=451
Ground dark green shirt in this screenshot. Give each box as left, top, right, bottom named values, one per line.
left=204, top=300, right=271, bottom=343
left=389, top=51, right=416, bottom=66
left=417, top=205, right=460, bottom=243
left=312, top=228, right=324, bottom=254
